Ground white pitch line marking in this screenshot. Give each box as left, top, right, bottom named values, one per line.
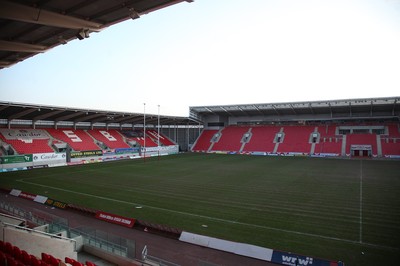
left=18, top=179, right=398, bottom=251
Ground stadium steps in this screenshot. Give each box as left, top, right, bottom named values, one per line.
left=273, top=127, right=284, bottom=153
left=376, top=134, right=382, bottom=156
left=239, top=128, right=252, bottom=153
left=341, top=135, right=347, bottom=156
left=309, top=127, right=319, bottom=154
left=207, top=129, right=222, bottom=152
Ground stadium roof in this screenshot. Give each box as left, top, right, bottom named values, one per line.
left=189, top=97, right=400, bottom=122
left=0, top=101, right=201, bottom=127
left=0, top=0, right=193, bottom=69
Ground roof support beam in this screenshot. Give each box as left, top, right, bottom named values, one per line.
left=308, top=103, right=314, bottom=114
left=272, top=105, right=280, bottom=116
left=0, top=40, right=48, bottom=53
left=220, top=106, right=234, bottom=116
left=9, top=108, right=37, bottom=120
left=253, top=105, right=264, bottom=115
left=370, top=101, right=373, bottom=117
left=289, top=104, right=297, bottom=114
left=55, top=112, right=83, bottom=122
left=349, top=102, right=352, bottom=117
left=33, top=110, right=65, bottom=123
left=0, top=1, right=103, bottom=31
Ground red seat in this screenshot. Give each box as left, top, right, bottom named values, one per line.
left=6, top=256, right=17, bottom=266
left=65, top=257, right=76, bottom=264
left=12, top=246, right=22, bottom=261
left=86, top=261, right=96, bottom=266
left=211, top=126, right=249, bottom=152
left=4, top=242, right=13, bottom=255
left=21, top=250, right=31, bottom=265
left=0, top=252, right=6, bottom=266
left=49, top=255, right=60, bottom=266
left=41, top=253, right=51, bottom=264
left=30, top=255, right=42, bottom=266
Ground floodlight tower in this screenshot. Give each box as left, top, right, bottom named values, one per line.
left=143, top=103, right=146, bottom=161
left=157, top=104, right=160, bottom=147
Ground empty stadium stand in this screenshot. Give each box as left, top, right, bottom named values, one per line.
left=346, top=133, right=378, bottom=156
left=0, top=240, right=96, bottom=266
left=315, top=125, right=342, bottom=155
left=242, top=126, right=279, bottom=153
left=87, top=129, right=130, bottom=149
left=0, top=138, right=54, bottom=154
left=46, top=129, right=101, bottom=151
left=146, top=130, right=176, bottom=146
left=210, top=126, right=250, bottom=152
left=276, top=126, right=316, bottom=154
left=131, top=137, right=158, bottom=147
left=191, top=129, right=219, bottom=152
left=0, top=129, right=54, bottom=154
left=380, top=123, right=400, bottom=156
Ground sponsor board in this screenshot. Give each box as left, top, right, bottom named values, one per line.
left=33, top=153, right=66, bottom=162
left=351, top=145, right=372, bottom=151
left=0, top=129, right=49, bottom=140
left=271, top=250, right=342, bottom=266
left=0, top=167, right=28, bottom=173
left=45, top=198, right=67, bottom=209
left=312, top=153, right=339, bottom=157
left=115, top=148, right=139, bottom=154
left=9, top=189, right=48, bottom=204
left=70, top=150, right=103, bottom=158
left=1, top=154, right=33, bottom=164
left=250, top=152, right=267, bottom=156
left=384, top=155, right=400, bottom=159
left=95, top=211, right=135, bottom=228
left=19, top=191, right=37, bottom=201
left=27, top=165, right=49, bottom=170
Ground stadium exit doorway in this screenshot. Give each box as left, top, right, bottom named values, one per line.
left=350, top=145, right=372, bottom=157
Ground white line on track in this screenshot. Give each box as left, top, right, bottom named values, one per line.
left=18, top=179, right=398, bottom=251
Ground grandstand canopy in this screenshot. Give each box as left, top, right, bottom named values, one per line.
left=0, top=101, right=200, bottom=128
left=190, top=97, right=400, bottom=124
left=0, top=0, right=192, bottom=69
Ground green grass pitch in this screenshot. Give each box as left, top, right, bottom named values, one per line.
left=1, top=153, right=399, bottom=266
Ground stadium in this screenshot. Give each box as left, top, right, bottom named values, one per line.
left=1, top=1, right=400, bottom=266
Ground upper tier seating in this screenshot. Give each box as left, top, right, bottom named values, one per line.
left=87, top=129, right=130, bottom=149
left=242, top=126, right=279, bottom=153
left=191, top=129, right=218, bottom=152
left=146, top=129, right=176, bottom=146
left=46, top=129, right=100, bottom=151
left=277, top=126, right=315, bottom=154
left=387, top=124, right=400, bottom=137
left=211, top=126, right=250, bottom=152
